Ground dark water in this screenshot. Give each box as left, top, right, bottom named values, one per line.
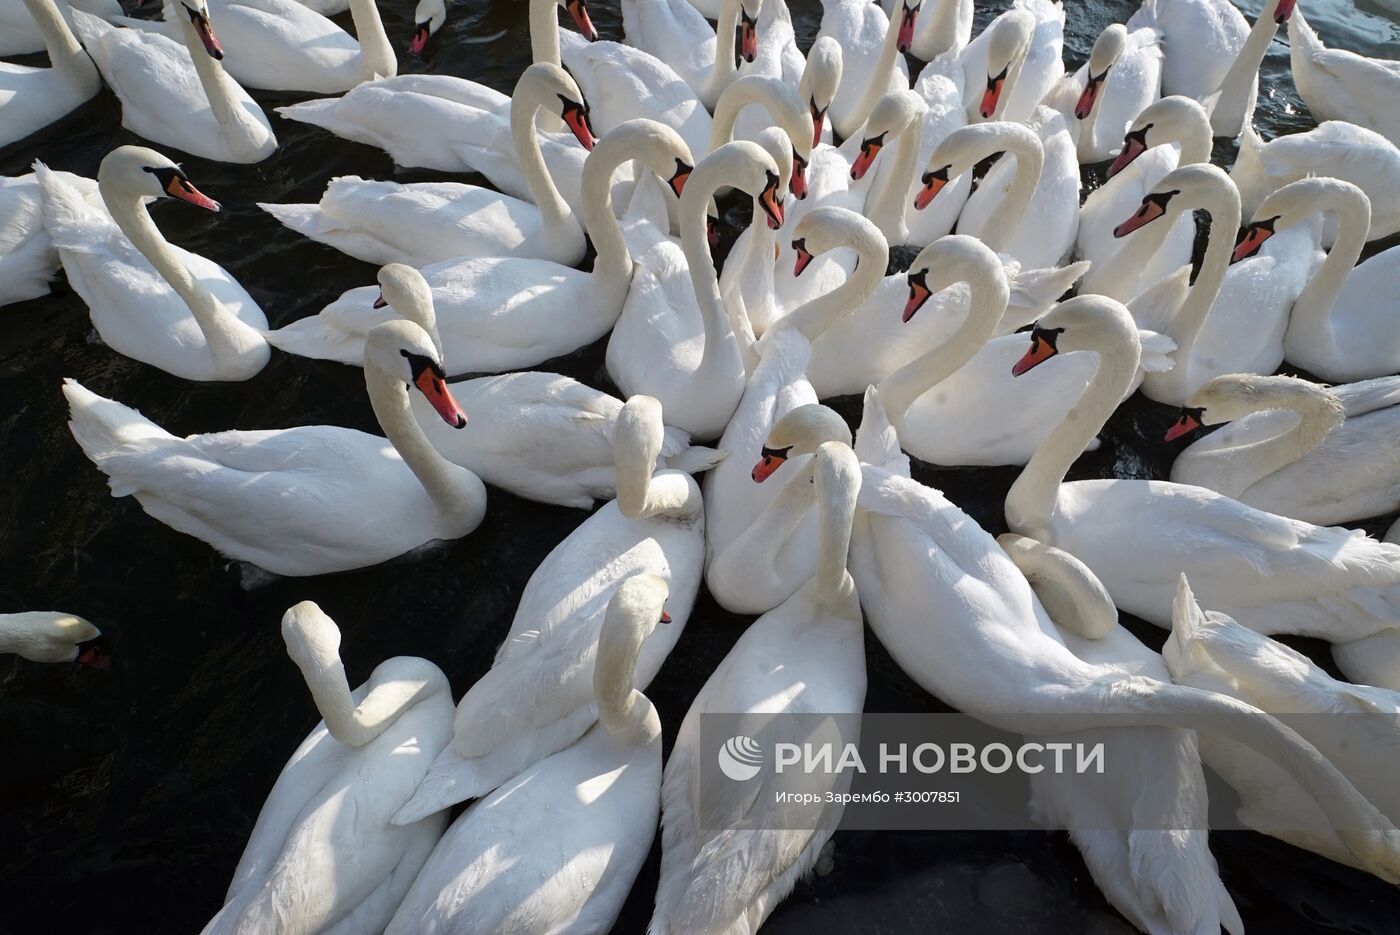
left=3, top=0, right=1400, bottom=932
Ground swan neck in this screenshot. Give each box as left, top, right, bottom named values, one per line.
left=510, top=89, right=573, bottom=227
left=1214, top=387, right=1341, bottom=496
left=844, top=5, right=905, bottom=136
left=701, top=0, right=743, bottom=101
left=1007, top=313, right=1140, bottom=540
left=1165, top=188, right=1240, bottom=356
left=865, top=111, right=924, bottom=240
left=530, top=0, right=561, bottom=66
left=579, top=140, right=635, bottom=291
left=679, top=171, right=738, bottom=372
left=922, top=0, right=965, bottom=59
left=615, top=410, right=701, bottom=519
left=178, top=16, right=265, bottom=154
left=23, top=0, right=83, bottom=61
left=1289, top=193, right=1369, bottom=350
left=347, top=0, right=396, bottom=81
left=813, top=443, right=860, bottom=605
left=365, top=368, right=477, bottom=525
left=783, top=230, right=888, bottom=342
left=709, top=79, right=772, bottom=151
left=1209, top=8, right=1275, bottom=132
left=299, top=654, right=441, bottom=748
left=594, top=612, right=657, bottom=740
left=979, top=137, right=1043, bottom=252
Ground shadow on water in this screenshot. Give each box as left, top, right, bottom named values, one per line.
left=2, top=0, right=1399, bottom=931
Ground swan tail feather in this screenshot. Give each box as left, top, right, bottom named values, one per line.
left=63, top=379, right=172, bottom=496
left=275, top=99, right=346, bottom=134
left=34, top=163, right=106, bottom=254
left=256, top=202, right=323, bottom=240
left=854, top=387, right=911, bottom=476
left=1006, top=260, right=1092, bottom=320
left=668, top=445, right=728, bottom=475
left=263, top=317, right=364, bottom=367
left=1137, top=330, right=1178, bottom=374
left=390, top=750, right=498, bottom=825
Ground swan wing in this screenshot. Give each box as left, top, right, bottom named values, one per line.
left=1331, top=375, right=1400, bottom=418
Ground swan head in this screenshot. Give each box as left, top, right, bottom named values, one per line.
left=1113, top=163, right=1229, bottom=238
left=850, top=90, right=925, bottom=182
left=374, top=264, right=441, bottom=354
left=595, top=574, right=670, bottom=734
left=1075, top=24, right=1127, bottom=120
left=364, top=320, right=466, bottom=429
left=1011, top=295, right=1138, bottom=377
left=1232, top=177, right=1364, bottom=263
left=99, top=146, right=220, bottom=212
left=517, top=62, right=596, bottom=151
left=558, top=0, right=597, bottom=42
left=592, top=119, right=697, bottom=203
left=168, top=0, right=223, bottom=58
left=738, top=0, right=762, bottom=62
left=714, top=77, right=811, bottom=194
left=753, top=127, right=796, bottom=202
left=409, top=0, right=446, bottom=56
left=281, top=601, right=342, bottom=677
left=753, top=405, right=852, bottom=482
left=1107, top=96, right=1210, bottom=178
left=895, top=0, right=922, bottom=54
left=789, top=205, right=887, bottom=281
left=1167, top=374, right=1342, bottom=441
left=800, top=37, right=843, bottom=148
left=1, top=612, right=105, bottom=666
left=901, top=235, right=1006, bottom=322
left=981, top=10, right=1035, bottom=119
left=686, top=140, right=784, bottom=230
left=915, top=121, right=1041, bottom=211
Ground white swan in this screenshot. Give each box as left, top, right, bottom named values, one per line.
left=1165, top=577, right=1400, bottom=869
left=706, top=207, right=886, bottom=615
left=1004, top=294, right=1400, bottom=650
left=114, top=0, right=394, bottom=93
left=259, top=64, right=598, bottom=268
left=393, top=395, right=705, bottom=824
left=1078, top=95, right=1209, bottom=301
left=1233, top=177, right=1400, bottom=382
left=64, top=320, right=486, bottom=578
left=731, top=0, right=810, bottom=145
left=0, top=169, right=99, bottom=308
left=707, top=74, right=815, bottom=198
left=606, top=140, right=785, bottom=440
left=202, top=602, right=453, bottom=935
left=1232, top=121, right=1400, bottom=245
left=384, top=575, right=668, bottom=935
left=1289, top=9, right=1400, bottom=149
left=0, top=0, right=102, bottom=149
left=916, top=113, right=1079, bottom=272
left=1045, top=23, right=1163, bottom=164
left=406, top=0, right=446, bottom=56
left=959, top=0, right=1062, bottom=126
left=374, top=263, right=722, bottom=510
left=907, top=0, right=969, bottom=63
left=70, top=4, right=276, bottom=164
left=621, top=0, right=758, bottom=108
left=266, top=120, right=692, bottom=377
left=1168, top=374, right=1400, bottom=527
left=37, top=147, right=270, bottom=382
left=0, top=612, right=103, bottom=666
left=1111, top=163, right=1317, bottom=405
left=0, top=0, right=119, bottom=56
left=653, top=435, right=864, bottom=935
left=760, top=394, right=1400, bottom=898
left=815, top=0, right=915, bottom=140
left=1125, top=0, right=1249, bottom=122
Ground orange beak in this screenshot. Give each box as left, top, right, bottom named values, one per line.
left=739, top=9, right=758, bottom=62
left=414, top=368, right=468, bottom=428
left=1075, top=73, right=1105, bottom=120
left=1108, top=130, right=1147, bottom=178
left=1012, top=332, right=1058, bottom=376
left=1232, top=222, right=1275, bottom=264
left=1274, top=0, right=1296, bottom=23
left=1114, top=196, right=1166, bottom=237
left=75, top=640, right=111, bottom=670
left=668, top=159, right=692, bottom=198
left=707, top=216, right=721, bottom=249
left=903, top=272, right=932, bottom=322
left=851, top=136, right=884, bottom=180
left=980, top=69, right=1007, bottom=119
left=810, top=100, right=826, bottom=148
left=896, top=1, right=920, bottom=54
left=409, top=21, right=431, bottom=55
left=759, top=175, right=785, bottom=230
left=165, top=173, right=220, bottom=211
left=659, top=609, right=672, bottom=623
left=184, top=4, right=223, bottom=59
left=561, top=99, right=596, bottom=151
left=913, top=167, right=948, bottom=210
left=792, top=238, right=814, bottom=277
left=1164, top=410, right=1202, bottom=442
left=791, top=150, right=808, bottom=200
left=373, top=292, right=387, bottom=309
left=751, top=451, right=788, bottom=482
left=566, top=0, right=597, bottom=40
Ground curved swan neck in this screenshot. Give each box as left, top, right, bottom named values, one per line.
left=701, top=0, right=745, bottom=102
left=921, top=0, right=965, bottom=60
left=294, top=644, right=441, bottom=748
left=709, top=77, right=798, bottom=153
left=878, top=264, right=1008, bottom=420
left=978, top=133, right=1044, bottom=251
left=679, top=161, right=746, bottom=372
left=1006, top=304, right=1141, bottom=540
left=23, top=0, right=84, bottom=65
left=813, top=442, right=860, bottom=605
left=594, top=600, right=661, bottom=740
left=1165, top=185, right=1240, bottom=357
left=100, top=182, right=262, bottom=373
left=176, top=13, right=266, bottom=155
left=365, top=367, right=478, bottom=524
left=348, top=0, right=396, bottom=81
left=615, top=401, right=701, bottom=519
left=529, top=0, right=562, bottom=66
left=510, top=82, right=573, bottom=228
left=782, top=227, right=888, bottom=342
left=579, top=137, right=638, bottom=294
left=1207, top=381, right=1342, bottom=496
left=1287, top=187, right=1370, bottom=351
left=1209, top=4, right=1277, bottom=135
left=864, top=104, right=926, bottom=241
left=844, top=5, right=907, bottom=137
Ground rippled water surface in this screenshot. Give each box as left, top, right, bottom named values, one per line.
left=3, top=0, right=1400, bottom=931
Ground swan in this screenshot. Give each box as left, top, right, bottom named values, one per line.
left=705, top=207, right=886, bottom=615
left=393, top=395, right=705, bottom=824
left=1111, top=163, right=1318, bottom=405
left=36, top=147, right=270, bottom=382
left=258, top=63, right=598, bottom=268
left=907, top=0, right=969, bottom=63
left=1045, top=23, right=1163, bottom=165
left=202, top=601, right=453, bottom=935
left=731, top=0, right=810, bottom=145
left=374, top=263, right=722, bottom=510
left=759, top=394, right=1400, bottom=897
left=706, top=74, right=816, bottom=198
left=0, top=0, right=102, bottom=149
left=606, top=140, right=785, bottom=440
left=63, top=320, right=487, bottom=578
left=406, top=0, right=446, bottom=55
left=1124, top=0, right=1247, bottom=119
left=1165, top=577, right=1400, bottom=869
left=1232, top=121, right=1400, bottom=245
left=383, top=575, right=668, bottom=935
left=652, top=434, right=864, bottom=935
left=620, top=0, right=758, bottom=109
left=815, top=0, right=915, bottom=140
left=886, top=47, right=971, bottom=246
left=1004, top=294, right=1400, bottom=654
left=0, top=0, right=119, bottom=56
left=1233, top=177, right=1400, bottom=382
left=70, top=5, right=277, bottom=164
left=266, top=120, right=693, bottom=377
left=1169, top=373, right=1400, bottom=527
left=1289, top=9, right=1400, bottom=149
left=113, top=0, right=395, bottom=94
left=0, top=612, right=103, bottom=667
left=1078, top=95, right=1209, bottom=301
left=958, top=0, right=1062, bottom=126
left=916, top=113, right=1079, bottom=272
left=0, top=169, right=99, bottom=308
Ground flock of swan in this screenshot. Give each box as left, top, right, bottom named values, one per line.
left=4, top=0, right=1400, bottom=928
